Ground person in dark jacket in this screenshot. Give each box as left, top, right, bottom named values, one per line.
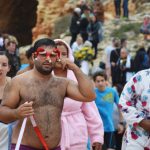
left=5, top=39, right=20, bottom=77
left=80, top=6, right=92, bottom=42
left=115, top=48, right=134, bottom=88
left=110, top=40, right=121, bottom=86
left=87, top=15, right=102, bottom=59
left=133, top=46, right=150, bottom=73
left=69, top=7, right=81, bottom=47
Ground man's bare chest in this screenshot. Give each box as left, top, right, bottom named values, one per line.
left=19, top=79, right=66, bottom=109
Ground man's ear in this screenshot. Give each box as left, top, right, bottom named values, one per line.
left=32, top=53, right=36, bottom=60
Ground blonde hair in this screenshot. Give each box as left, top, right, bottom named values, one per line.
left=8, top=35, right=18, bottom=45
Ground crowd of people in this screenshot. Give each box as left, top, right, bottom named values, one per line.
left=0, top=0, right=150, bottom=150
left=104, top=37, right=150, bottom=95
left=0, top=36, right=149, bottom=150
left=69, top=0, right=104, bottom=60
left=0, top=34, right=21, bottom=78
left=68, top=0, right=105, bottom=76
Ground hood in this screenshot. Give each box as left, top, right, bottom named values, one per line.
left=54, top=39, right=74, bottom=62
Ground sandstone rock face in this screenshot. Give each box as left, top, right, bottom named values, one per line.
left=0, top=0, right=38, bottom=46
left=32, top=0, right=105, bottom=41
left=32, top=0, right=69, bottom=41
left=0, top=0, right=145, bottom=47
left=0, top=0, right=69, bottom=46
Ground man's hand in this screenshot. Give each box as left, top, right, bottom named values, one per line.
left=15, top=101, right=34, bottom=119
left=92, top=142, right=102, bottom=150
left=139, top=119, right=150, bottom=132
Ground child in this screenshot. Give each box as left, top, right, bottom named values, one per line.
left=93, top=71, right=124, bottom=150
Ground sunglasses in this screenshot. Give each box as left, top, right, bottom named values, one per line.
left=34, top=47, right=61, bottom=60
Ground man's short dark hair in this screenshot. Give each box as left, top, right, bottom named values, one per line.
left=25, top=47, right=35, bottom=59
left=92, top=71, right=107, bottom=81
left=33, top=38, right=56, bottom=51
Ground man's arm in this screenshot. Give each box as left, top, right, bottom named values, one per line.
left=60, top=58, right=96, bottom=102
left=114, top=89, right=125, bottom=134
left=138, top=119, right=150, bottom=132
left=117, top=105, right=125, bottom=134
left=0, top=78, right=20, bottom=123
left=0, top=77, right=34, bottom=123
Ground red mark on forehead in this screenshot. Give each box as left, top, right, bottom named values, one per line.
left=53, top=48, right=61, bottom=58
left=36, top=47, right=45, bottom=53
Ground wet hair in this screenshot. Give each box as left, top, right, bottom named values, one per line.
left=0, top=51, right=10, bottom=65
left=25, top=47, right=35, bottom=59
left=33, top=38, right=56, bottom=51
left=92, top=71, right=107, bottom=81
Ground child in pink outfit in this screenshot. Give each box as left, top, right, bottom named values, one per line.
left=54, top=39, right=104, bottom=150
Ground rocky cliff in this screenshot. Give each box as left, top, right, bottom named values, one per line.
left=0, top=0, right=38, bottom=46
left=0, top=0, right=148, bottom=46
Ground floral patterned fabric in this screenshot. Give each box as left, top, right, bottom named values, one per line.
left=119, top=69, right=150, bottom=149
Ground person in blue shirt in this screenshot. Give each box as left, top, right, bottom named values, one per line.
left=17, top=47, right=35, bottom=75
left=93, top=71, right=124, bottom=150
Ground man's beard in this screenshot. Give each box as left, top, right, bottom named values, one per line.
left=37, top=66, right=53, bottom=75
left=35, top=61, right=54, bottom=75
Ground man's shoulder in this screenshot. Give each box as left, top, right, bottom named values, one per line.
left=16, top=67, right=29, bottom=75
left=13, top=70, right=32, bottom=81
left=52, top=76, right=68, bottom=83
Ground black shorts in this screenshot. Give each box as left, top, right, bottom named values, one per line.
left=103, top=131, right=116, bottom=149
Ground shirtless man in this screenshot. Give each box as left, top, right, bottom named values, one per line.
left=0, top=38, right=96, bottom=150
